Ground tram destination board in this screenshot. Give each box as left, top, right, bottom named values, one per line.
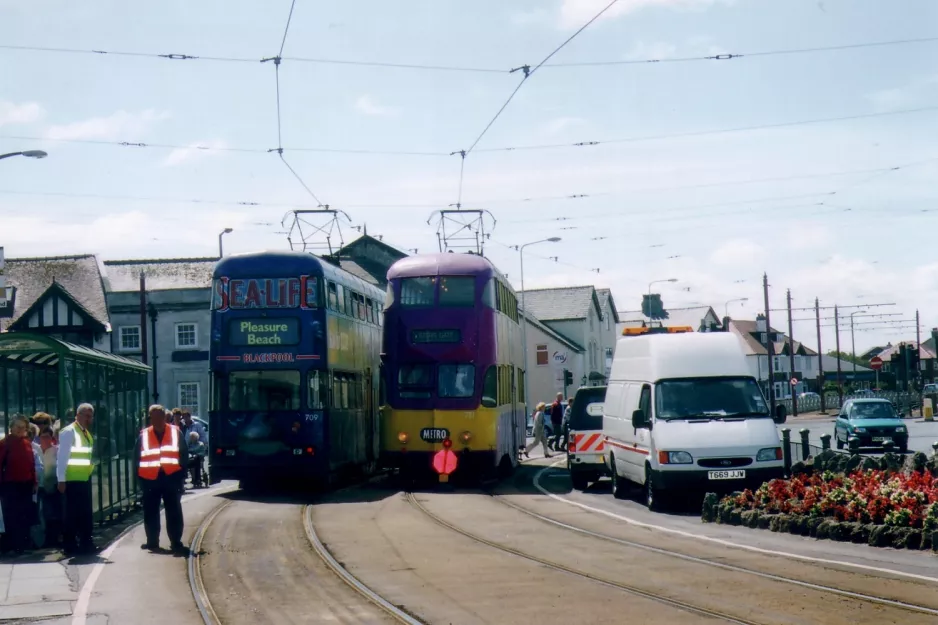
left=229, top=318, right=300, bottom=346
left=411, top=329, right=461, bottom=344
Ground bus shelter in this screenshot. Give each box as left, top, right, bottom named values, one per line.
left=0, top=333, right=150, bottom=525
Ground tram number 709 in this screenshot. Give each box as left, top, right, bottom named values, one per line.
left=420, top=428, right=450, bottom=443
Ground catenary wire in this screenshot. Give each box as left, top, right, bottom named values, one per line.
left=279, top=0, right=297, bottom=58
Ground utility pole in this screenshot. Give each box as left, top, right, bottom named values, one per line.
left=787, top=289, right=797, bottom=417
left=763, top=274, right=775, bottom=412
left=815, top=298, right=825, bottom=412
left=834, top=305, right=843, bottom=405
left=916, top=309, right=921, bottom=390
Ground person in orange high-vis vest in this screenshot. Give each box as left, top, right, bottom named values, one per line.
left=134, top=405, right=189, bottom=553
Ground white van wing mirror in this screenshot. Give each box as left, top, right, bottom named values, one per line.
left=631, top=409, right=649, bottom=429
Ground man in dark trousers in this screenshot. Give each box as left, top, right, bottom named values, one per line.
left=57, top=403, right=98, bottom=556
left=134, top=404, right=188, bottom=553
left=550, top=392, right=565, bottom=450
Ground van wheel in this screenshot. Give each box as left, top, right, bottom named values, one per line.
left=644, top=465, right=663, bottom=511
left=571, top=471, right=589, bottom=491
left=611, top=458, right=627, bottom=500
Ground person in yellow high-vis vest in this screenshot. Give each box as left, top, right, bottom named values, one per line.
left=56, top=403, right=98, bottom=556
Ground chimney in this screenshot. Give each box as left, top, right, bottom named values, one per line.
left=756, top=314, right=767, bottom=333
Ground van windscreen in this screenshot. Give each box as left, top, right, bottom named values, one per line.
left=654, top=378, right=768, bottom=420
left=570, top=387, right=606, bottom=430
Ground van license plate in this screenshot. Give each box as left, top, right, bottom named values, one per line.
left=872, top=437, right=892, bottom=442
left=708, top=470, right=745, bottom=480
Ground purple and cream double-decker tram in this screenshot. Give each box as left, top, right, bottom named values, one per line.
left=379, top=253, right=525, bottom=480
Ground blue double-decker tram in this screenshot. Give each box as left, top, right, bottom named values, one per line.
left=208, top=250, right=385, bottom=488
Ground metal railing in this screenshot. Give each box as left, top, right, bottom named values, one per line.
left=778, top=391, right=922, bottom=415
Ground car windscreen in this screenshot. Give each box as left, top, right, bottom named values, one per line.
left=850, top=402, right=898, bottom=420
left=570, top=387, right=606, bottom=430
left=654, top=377, right=769, bottom=420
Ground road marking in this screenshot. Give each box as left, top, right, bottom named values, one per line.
left=71, top=484, right=237, bottom=625
left=533, top=461, right=938, bottom=585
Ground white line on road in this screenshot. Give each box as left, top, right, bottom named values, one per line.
left=533, top=461, right=938, bottom=585
left=71, top=484, right=237, bottom=625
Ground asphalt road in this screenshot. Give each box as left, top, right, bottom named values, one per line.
left=778, top=416, right=938, bottom=455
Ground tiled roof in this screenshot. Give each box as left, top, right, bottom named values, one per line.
left=876, top=341, right=936, bottom=361
left=595, top=288, right=620, bottom=323
left=103, top=258, right=217, bottom=291
left=728, top=319, right=817, bottom=357
left=339, top=258, right=387, bottom=287
left=0, top=255, right=109, bottom=331
left=520, top=286, right=602, bottom=322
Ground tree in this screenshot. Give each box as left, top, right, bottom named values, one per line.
left=826, top=350, right=867, bottom=367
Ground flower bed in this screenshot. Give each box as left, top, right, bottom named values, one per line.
left=702, top=450, right=938, bottom=551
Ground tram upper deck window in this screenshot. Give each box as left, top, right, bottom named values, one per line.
left=229, top=370, right=301, bottom=411
left=438, top=277, right=475, bottom=307
left=400, top=277, right=435, bottom=307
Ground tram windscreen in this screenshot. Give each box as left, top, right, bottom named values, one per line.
left=229, top=370, right=301, bottom=410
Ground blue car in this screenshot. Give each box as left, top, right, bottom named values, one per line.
left=834, top=399, right=908, bottom=453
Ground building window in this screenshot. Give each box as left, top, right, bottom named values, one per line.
left=605, top=347, right=613, bottom=363
left=175, top=323, right=198, bottom=349
left=760, top=333, right=767, bottom=344
left=178, top=382, right=200, bottom=417
left=119, top=326, right=141, bottom=351
left=535, top=344, right=549, bottom=366
left=605, top=315, right=610, bottom=331
left=590, top=314, right=594, bottom=331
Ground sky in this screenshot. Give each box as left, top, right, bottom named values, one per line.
left=1, top=0, right=937, bottom=354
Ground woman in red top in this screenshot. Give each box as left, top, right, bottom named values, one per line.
left=0, top=416, right=39, bottom=553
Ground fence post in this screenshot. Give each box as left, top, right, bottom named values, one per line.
left=799, top=428, right=810, bottom=461
left=820, top=433, right=831, bottom=451
left=932, top=441, right=938, bottom=457
left=848, top=436, right=860, bottom=454
left=781, top=428, right=792, bottom=475
left=883, top=440, right=896, bottom=454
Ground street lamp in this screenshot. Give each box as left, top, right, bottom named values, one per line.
left=518, top=237, right=561, bottom=417
left=218, top=228, right=233, bottom=257
left=0, top=150, right=48, bottom=161
left=724, top=297, right=749, bottom=319
left=647, top=278, right=677, bottom=297
left=849, top=310, right=867, bottom=376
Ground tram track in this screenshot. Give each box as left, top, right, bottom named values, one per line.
left=488, top=490, right=938, bottom=619
left=187, top=493, right=423, bottom=624
left=404, top=491, right=763, bottom=625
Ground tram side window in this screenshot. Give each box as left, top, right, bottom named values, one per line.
left=365, top=298, right=374, bottom=323
left=401, top=277, right=435, bottom=307
left=438, top=277, right=475, bottom=307
left=482, top=279, right=496, bottom=309
left=481, top=367, right=497, bottom=408
left=517, top=368, right=526, bottom=403
left=438, top=364, right=475, bottom=398
left=229, top=370, right=301, bottom=411
left=308, top=370, right=326, bottom=409
left=327, top=282, right=338, bottom=310
left=357, top=294, right=367, bottom=321
left=350, top=292, right=359, bottom=319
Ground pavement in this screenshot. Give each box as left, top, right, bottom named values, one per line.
left=0, top=484, right=223, bottom=624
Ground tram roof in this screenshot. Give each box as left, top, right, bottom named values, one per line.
left=387, top=253, right=496, bottom=280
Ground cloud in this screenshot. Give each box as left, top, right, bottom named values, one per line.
left=162, top=139, right=229, bottom=167
left=865, top=75, right=938, bottom=112
left=709, top=239, right=766, bottom=266
left=353, top=95, right=397, bottom=117
left=544, top=116, right=587, bottom=134
left=624, top=41, right=678, bottom=61
left=44, top=109, right=170, bottom=141
left=0, top=101, right=44, bottom=127
left=559, top=0, right=732, bottom=28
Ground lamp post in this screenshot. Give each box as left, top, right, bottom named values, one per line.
left=0, top=150, right=47, bottom=161
left=849, top=310, right=867, bottom=377
left=218, top=228, right=233, bottom=257
left=519, top=237, right=561, bottom=417
left=724, top=297, right=749, bottom=319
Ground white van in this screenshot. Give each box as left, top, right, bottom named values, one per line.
left=603, top=332, right=786, bottom=510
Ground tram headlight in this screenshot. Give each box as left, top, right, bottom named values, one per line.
left=459, top=431, right=472, bottom=445
left=397, top=431, right=409, bottom=444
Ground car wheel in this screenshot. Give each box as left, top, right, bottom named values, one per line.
left=835, top=433, right=844, bottom=450
left=899, top=443, right=908, bottom=454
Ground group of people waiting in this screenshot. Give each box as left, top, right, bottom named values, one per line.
left=523, top=392, right=573, bottom=458
left=0, top=403, right=209, bottom=557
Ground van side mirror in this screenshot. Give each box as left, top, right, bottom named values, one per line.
left=773, top=404, right=787, bottom=424
left=631, top=409, right=649, bottom=429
